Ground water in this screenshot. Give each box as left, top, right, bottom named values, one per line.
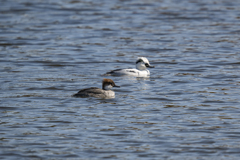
left=1, top=0, right=240, bottom=159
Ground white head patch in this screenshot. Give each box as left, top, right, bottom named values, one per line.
left=103, top=84, right=113, bottom=90
left=136, top=57, right=150, bottom=70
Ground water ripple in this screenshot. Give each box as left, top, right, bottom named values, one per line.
left=1, top=0, right=240, bottom=159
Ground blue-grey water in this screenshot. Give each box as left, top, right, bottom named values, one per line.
left=1, top=0, right=240, bottom=159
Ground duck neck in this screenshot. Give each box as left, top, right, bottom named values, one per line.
left=136, top=63, right=147, bottom=71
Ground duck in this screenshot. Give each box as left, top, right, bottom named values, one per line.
left=106, top=57, right=154, bottom=77
left=73, top=78, right=120, bottom=99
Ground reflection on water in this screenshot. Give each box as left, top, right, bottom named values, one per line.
left=1, top=0, right=240, bottom=159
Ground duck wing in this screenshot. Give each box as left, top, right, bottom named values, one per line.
left=106, top=68, right=137, bottom=75
left=73, top=87, right=103, bottom=97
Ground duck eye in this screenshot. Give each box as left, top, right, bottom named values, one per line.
left=145, top=63, right=149, bottom=67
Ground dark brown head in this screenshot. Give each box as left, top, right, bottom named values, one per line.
left=102, top=78, right=120, bottom=90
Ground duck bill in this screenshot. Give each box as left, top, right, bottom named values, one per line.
left=148, top=65, right=155, bottom=68
left=114, top=85, right=120, bottom=88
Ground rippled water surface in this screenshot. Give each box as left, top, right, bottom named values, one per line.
left=1, top=0, right=240, bottom=159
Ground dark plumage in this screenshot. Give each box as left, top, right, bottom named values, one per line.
left=106, top=69, right=124, bottom=74
left=72, top=87, right=103, bottom=98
